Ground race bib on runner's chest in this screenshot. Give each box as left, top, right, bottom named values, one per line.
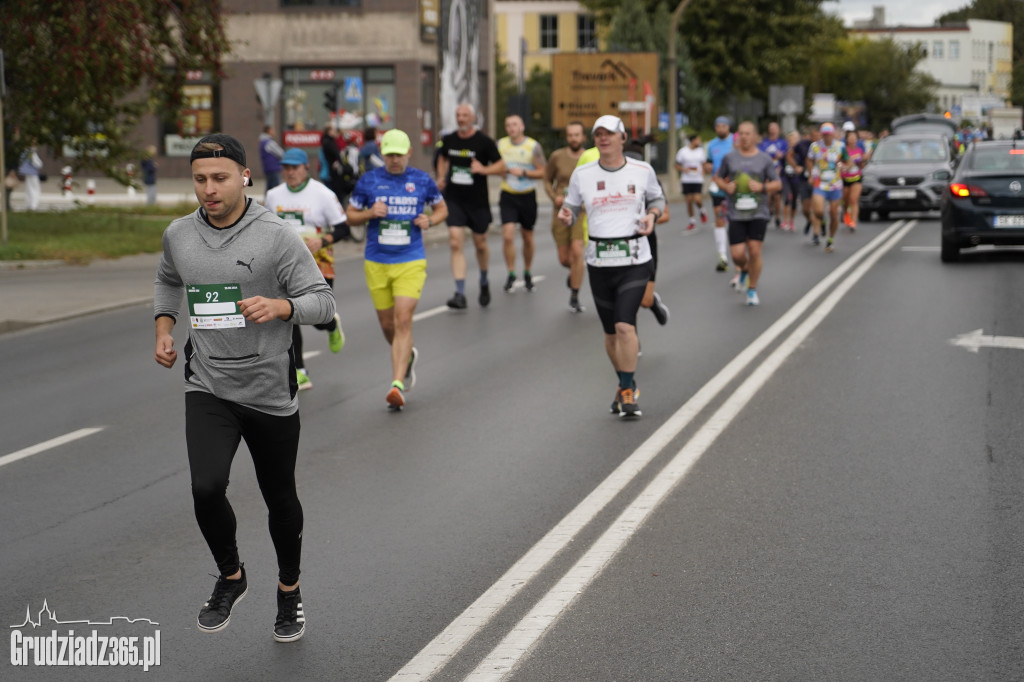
left=735, top=194, right=759, bottom=212
left=379, top=219, right=411, bottom=246
left=187, top=283, right=244, bottom=329
left=594, top=239, right=632, bottom=267
left=452, top=165, right=473, bottom=186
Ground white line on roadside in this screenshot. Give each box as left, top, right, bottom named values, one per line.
left=901, top=246, right=939, bottom=252
left=302, top=350, right=321, bottom=360
left=0, top=428, right=106, bottom=469
left=413, top=306, right=448, bottom=322
left=412, top=276, right=548, bottom=322
left=466, top=219, right=919, bottom=681
left=389, top=220, right=911, bottom=681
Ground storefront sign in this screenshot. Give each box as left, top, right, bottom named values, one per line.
left=420, top=0, right=439, bottom=42
left=283, top=130, right=322, bottom=147
left=164, top=134, right=204, bottom=157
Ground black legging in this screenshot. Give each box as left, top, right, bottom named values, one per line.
left=587, top=260, right=655, bottom=335
left=293, top=277, right=337, bottom=371
left=185, top=391, right=303, bottom=585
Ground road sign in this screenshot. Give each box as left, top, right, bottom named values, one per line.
left=253, top=78, right=283, bottom=109
left=551, top=52, right=659, bottom=129
left=344, top=77, right=363, bottom=103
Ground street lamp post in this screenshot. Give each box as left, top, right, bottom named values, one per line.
left=667, top=0, right=694, bottom=198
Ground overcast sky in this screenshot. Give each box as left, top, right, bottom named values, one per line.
left=831, top=0, right=971, bottom=27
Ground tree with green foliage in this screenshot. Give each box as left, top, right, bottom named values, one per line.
left=820, top=37, right=939, bottom=130
left=0, top=1, right=228, bottom=183
left=604, top=1, right=712, bottom=128
left=939, top=0, right=1024, bottom=106
left=582, top=0, right=845, bottom=121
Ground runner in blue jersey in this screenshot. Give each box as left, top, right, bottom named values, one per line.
left=758, top=121, right=788, bottom=229
left=704, top=116, right=735, bottom=276
left=347, top=129, right=448, bottom=410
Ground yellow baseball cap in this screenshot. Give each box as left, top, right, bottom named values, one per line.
left=380, top=129, right=411, bottom=155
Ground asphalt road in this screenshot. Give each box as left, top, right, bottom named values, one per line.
left=2, top=208, right=1022, bottom=681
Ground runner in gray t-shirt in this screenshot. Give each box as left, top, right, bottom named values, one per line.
left=715, top=121, right=781, bottom=306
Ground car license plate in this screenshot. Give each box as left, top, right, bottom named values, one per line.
left=994, top=215, right=1024, bottom=227
left=887, top=189, right=916, bottom=199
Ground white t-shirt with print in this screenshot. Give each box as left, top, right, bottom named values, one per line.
left=565, top=158, right=663, bottom=267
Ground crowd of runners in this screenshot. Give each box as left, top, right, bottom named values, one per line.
left=151, top=109, right=880, bottom=643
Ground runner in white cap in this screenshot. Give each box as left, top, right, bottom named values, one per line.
left=558, top=115, right=666, bottom=418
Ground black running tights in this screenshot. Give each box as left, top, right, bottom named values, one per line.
left=185, top=391, right=303, bottom=585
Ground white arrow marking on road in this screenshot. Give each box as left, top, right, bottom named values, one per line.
left=949, top=329, right=1024, bottom=353
left=0, top=428, right=105, bottom=469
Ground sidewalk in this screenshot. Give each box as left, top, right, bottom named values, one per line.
left=0, top=236, right=387, bottom=334
left=5, top=174, right=562, bottom=212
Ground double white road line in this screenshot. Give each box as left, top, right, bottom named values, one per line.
left=392, top=220, right=917, bottom=681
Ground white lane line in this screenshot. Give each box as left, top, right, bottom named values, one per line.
left=388, top=220, right=910, bottom=681
left=466, top=220, right=919, bottom=681
left=302, top=350, right=321, bottom=360
left=413, top=306, right=448, bottom=322
left=411, top=276, right=549, bottom=322
left=0, top=428, right=106, bottom=469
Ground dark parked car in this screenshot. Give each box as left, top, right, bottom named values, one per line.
left=859, top=134, right=955, bottom=221
left=940, top=140, right=1024, bottom=262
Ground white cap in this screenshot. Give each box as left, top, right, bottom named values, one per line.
left=592, top=115, right=625, bottom=135
left=842, top=121, right=856, bottom=132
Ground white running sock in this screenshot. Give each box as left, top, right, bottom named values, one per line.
left=714, top=226, right=728, bottom=260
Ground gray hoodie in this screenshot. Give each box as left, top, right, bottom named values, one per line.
left=154, top=200, right=336, bottom=416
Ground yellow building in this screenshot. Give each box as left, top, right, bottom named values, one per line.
left=494, top=1, right=603, bottom=80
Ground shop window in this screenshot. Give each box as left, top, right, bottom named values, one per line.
left=281, top=66, right=396, bottom=137
left=161, top=72, right=219, bottom=157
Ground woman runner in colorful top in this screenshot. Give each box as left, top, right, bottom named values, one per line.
left=840, top=128, right=868, bottom=231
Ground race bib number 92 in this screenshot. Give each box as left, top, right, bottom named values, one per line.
left=187, top=283, right=244, bottom=329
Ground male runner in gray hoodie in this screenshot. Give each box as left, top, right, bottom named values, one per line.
left=154, top=133, right=335, bottom=643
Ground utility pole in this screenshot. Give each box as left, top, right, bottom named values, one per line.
left=667, top=0, right=694, bottom=197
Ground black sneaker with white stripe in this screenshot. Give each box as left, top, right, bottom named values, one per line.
left=197, top=565, right=247, bottom=633
left=650, top=291, right=669, bottom=326
left=273, top=586, right=305, bottom=642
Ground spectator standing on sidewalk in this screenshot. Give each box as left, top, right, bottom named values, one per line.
left=18, top=144, right=43, bottom=211
left=142, top=145, right=159, bottom=206
left=259, top=125, right=285, bottom=193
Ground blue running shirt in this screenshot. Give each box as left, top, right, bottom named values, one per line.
left=349, top=166, right=444, bottom=264
left=706, top=135, right=734, bottom=195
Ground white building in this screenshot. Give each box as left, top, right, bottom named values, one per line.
left=853, top=18, right=1013, bottom=120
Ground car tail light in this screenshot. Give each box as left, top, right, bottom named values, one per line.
left=949, top=183, right=987, bottom=197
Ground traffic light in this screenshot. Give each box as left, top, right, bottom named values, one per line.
left=323, top=87, right=337, bottom=112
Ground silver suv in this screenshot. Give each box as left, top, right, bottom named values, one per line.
left=859, top=134, right=954, bottom=221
